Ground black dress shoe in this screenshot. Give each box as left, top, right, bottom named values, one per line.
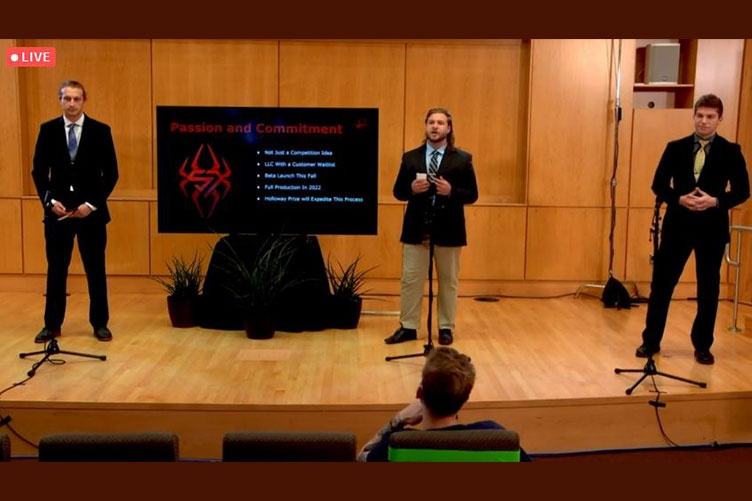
left=35, top=327, right=61, bottom=344
left=438, top=329, right=453, bottom=346
left=635, top=344, right=660, bottom=358
left=694, top=350, right=715, bottom=365
left=94, top=326, right=113, bottom=342
left=384, top=327, right=417, bottom=344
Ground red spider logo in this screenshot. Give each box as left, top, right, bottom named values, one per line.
left=178, top=144, right=232, bottom=219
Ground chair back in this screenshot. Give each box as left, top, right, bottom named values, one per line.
left=388, top=429, right=521, bottom=462
left=0, top=433, right=10, bottom=461
left=38, top=431, right=179, bottom=462
left=222, top=430, right=356, bottom=462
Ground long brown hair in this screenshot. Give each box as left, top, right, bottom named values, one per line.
left=424, top=107, right=455, bottom=150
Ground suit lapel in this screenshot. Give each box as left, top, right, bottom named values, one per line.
left=76, top=117, right=89, bottom=156
left=437, top=148, right=454, bottom=175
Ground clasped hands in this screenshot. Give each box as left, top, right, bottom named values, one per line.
left=679, top=188, right=719, bottom=211
left=412, top=176, right=451, bottom=196
left=51, top=201, right=93, bottom=219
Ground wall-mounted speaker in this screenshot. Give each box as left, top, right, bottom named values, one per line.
left=645, top=43, right=680, bottom=84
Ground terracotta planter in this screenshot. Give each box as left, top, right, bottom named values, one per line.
left=166, top=296, right=199, bottom=328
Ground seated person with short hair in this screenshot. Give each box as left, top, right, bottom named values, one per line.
left=357, top=346, right=532, bottom=461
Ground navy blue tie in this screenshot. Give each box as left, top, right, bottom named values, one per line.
left=68, top=123, right=78, bottom=160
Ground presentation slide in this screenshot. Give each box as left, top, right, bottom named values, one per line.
left=156, top=106, right=379, bottom=235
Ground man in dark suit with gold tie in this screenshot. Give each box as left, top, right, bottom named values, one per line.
left=31, top=80, right=119, bottom=344
left=636, top=94, right=749, bottom=365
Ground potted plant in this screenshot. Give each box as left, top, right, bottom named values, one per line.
left=326, top=253, right=375, bottom=329
left=152, top=252, right=204, bottom=328
left=216, top=235, right=302, bottom=339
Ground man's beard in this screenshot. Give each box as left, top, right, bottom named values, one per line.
left=426, top=131, right=447, bottom=143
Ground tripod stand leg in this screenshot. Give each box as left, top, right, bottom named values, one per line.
left=654, top=371, right=707, bottom=388
left=625, top=373, right=649, bottom=395
left=385, top=343, right=432, bottom=362
left=19, top=350, right=49, bottom=358
left=27, top=352, right=54, bottom=377
left=56, top=349, right=107, bottom=361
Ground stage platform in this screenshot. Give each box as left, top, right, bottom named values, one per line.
left=2, top=289, right=752, bottom=460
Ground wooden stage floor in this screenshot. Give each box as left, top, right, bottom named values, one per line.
left=2, top=289, right=752, bottom=460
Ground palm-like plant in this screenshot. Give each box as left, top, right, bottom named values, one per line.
left=326, top=254, right=375, bottom=300
left=152, top=253, right=203, bottom=299
left=218, top=235, right=302, bottom=312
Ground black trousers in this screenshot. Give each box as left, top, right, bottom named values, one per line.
left=44, top=217, right=109, bottom=330
left=642, top=226, right=726, bottom=352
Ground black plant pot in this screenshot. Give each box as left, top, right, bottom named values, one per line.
left=244, top=310, right=276, bottom=339
left=166, top=296, right=199, bottom=328
left=330, top=296, right=363, bottom=329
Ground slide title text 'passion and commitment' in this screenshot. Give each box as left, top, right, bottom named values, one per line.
left=170, top=122, right=344, bottom=134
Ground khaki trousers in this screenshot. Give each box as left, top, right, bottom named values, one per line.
left=399, top=241, right=461, bottom=331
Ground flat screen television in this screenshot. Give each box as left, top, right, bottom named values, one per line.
left=156, top=106, right=379, bottom=235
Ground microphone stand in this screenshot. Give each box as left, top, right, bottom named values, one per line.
left=386, top=197, right=436, bottom=362
left=615, top=355, right=706, bottom=395
left=19, top=339, right=106, bottom=377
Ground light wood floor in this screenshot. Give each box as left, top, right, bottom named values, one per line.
left=3, top=289, right=752, bottom=458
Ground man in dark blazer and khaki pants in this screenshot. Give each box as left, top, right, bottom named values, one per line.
left=31, top=80, right=119, bottom=344
left=636, top=94, right=749, bottom=365
left=385, top=108, right=478, bottom=347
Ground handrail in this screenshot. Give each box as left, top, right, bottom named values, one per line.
left=725, top=225, right=752, bottom=332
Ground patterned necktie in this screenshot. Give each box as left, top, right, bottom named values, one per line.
left=428, top=149, right=440, bottom=182
left=694, top=139, right=709, bottom=182
left=68, top=123, right=78, bottom=160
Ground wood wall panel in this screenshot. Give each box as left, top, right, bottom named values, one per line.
left=0, top=40, right=22, bottom=198
left=461, top=206, right=526, bottom=280
left=0, top=199, right=23, bottom=273
left=317, top=204, right=404, bottom=281
left=19, top=39, right=153, bottom=193
left=734, top=40, right=752, bottom=301
left=405, top=41, right=529, bottom=204
left=737, top=40, right=752, bottom=162
left=21, top=199, right=45, bottom=274
left=526, top=207, right=627, bottom=280
left=149, top=201, right=221, bottom=277
left=151, top=40, right=279, bottom=107
left=629, top=109, right=694, bottom=208
left=278, top=41, right=405, bottom=203
left=529, top=39, right=621, bottom=207
left=106, top=201, right=150, bottom=275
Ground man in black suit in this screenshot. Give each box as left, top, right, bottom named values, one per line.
left=385, top=108, right=478, bottom=346
left=31, top=80, right=119, bottom=344
left=636, top=94, right=749, bottom=365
